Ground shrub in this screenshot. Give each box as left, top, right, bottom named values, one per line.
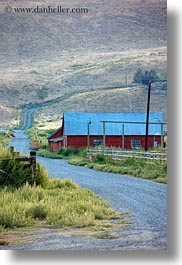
left=93, top=154, right=106, bottom=163
left=38, top=149, right=63, bottom=159
left=39, top=147, right=87, bottom=159
left=0, top=148, right=50, bottom=188
left=51, top=178, right=78, bottom=190
left=58, top=147, right=81, bottom=157
left=69, top=157, right=88, bottom=166
left=133, top=68, right=160, bottom=85
left=35, top=164, right=51, bottom=188
left=0, top=190, right=35, bottom=228
left=26, top=204, right=48, bottom=220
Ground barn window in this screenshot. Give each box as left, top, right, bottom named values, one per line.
left=94, top=139, right=103, bottom=147
left=131, top=139, right=141, bottom=148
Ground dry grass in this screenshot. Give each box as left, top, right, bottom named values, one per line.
left=0, top=0, right=167, bottom=127
left=0, top=180, right=130, bottom=247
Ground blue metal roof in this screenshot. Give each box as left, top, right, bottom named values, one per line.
left=63, top=112, right=164, bottom=136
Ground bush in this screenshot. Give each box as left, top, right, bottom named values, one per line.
left=26, top=204, right=48, bottom=220
left=51, top=178, right=78, bottom=189
left=69, top=157, right=88, bottom=166
left=93, top=154, right=106, bottom=163
left=63, top=148, right=77, bottom=157
left=58, top=147, right=86, bottom=157
left=38, top=147, right=87, bottom=159
left=0, top=189, right=35, bottom=228
left=0, top=148, right=50, bottom=188
left=38, top=149, right=63, bottom=159
left=133, top=68, right=160, bottom=85
left=34, top=164, right=51, bottom=188
left=0, top=134, right=10, bottom=148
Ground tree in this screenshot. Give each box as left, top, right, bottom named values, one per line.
left=141, top=69, right=160, bottom=85
left=133, top=68, right=160, bottom=85
left=133, top=68, right=143, bottom=84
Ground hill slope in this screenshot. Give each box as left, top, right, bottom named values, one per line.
left=0, top=0, right=167, bottom=127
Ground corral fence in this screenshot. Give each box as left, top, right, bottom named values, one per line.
left=87, top=148, right=167, bottom=162
left=1, top=146, right=36, bottom=179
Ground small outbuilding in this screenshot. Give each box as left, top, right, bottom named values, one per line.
left=48, top=112, right=165, bottom=151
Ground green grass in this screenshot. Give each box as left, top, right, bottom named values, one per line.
left=69, top=154, right=167, bottom=184
left=38, top=146, right=167, bottom=183
left=0, top=179, right=125, bottom=230
left=0, top=132, right=13, bottom=148
left=38, top=149, right=64, bottom=159
left=0, top=148, right=50, bottom=188
left=0, top=147, right=129, bottom=245
left=38, top=147, right=87, bottom=159
left=26, top=128, right=55, bottom=150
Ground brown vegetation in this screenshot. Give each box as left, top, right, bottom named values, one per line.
left=0, top=0, right=167, bottom=128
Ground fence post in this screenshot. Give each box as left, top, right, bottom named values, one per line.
left=14, top=152, right=20, bottom=157
left=161, top=123, right=164, bottom=148
left=122, top=123, right=125, bottom=150
left=103, top=121, right=106, bottom=150
left=30, top=151, right=36, bottom=181
left=9, top=146, right=14, bottom=153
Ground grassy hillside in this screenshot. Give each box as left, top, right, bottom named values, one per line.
left=0, top=0, right=167, bottom=127
left=34, top=81, right=167, bottom=129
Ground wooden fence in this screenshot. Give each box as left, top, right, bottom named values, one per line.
left=1, top=146, right=37, bottom=179
left=87, top=148, right=167, bottom=162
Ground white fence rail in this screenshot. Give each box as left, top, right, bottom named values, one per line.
left=87, top=148, right=167, bottom=162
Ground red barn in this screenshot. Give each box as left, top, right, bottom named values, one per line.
left=48, top=112, right=164, bottom=151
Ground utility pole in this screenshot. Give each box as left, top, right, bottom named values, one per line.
left=122, top=123, right=125, bottom=150
left=145, top=81, right=152, bottom=152
left=102, top=121, right=106, bottom=149
left=87, top=120, right=91, bottom=149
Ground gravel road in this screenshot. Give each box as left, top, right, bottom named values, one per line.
left=6, top=131, right=167, bottom=250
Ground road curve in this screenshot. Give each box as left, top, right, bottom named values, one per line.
left=6, top=131, right=168, bottom=250
left=21, top=107, right=41, bottom=130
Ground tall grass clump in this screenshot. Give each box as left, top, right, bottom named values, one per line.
left=38, top=149, right=63, bottom=159
left=0, top=148, right=50, bottom=188
left=38, top=147, right=87, bottom=159
left=0, top=180, right=124, bottom=229
left=0, top=148, right=129, bottom=231
left=0, top=134, right=10, bottom=148
left=57, top=147, right=87, bottom=158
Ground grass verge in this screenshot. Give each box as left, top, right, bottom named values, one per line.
left=38, top=146, right=167, bottom=183
left=0, top=148, right=51, bottom=188
left=0, top=146, right=131, bottom=247
left=69, top=154, right=167, bottom=184
left=0, top=179, right=129, bottom=246
left=38, top=147, right=87, bottom=159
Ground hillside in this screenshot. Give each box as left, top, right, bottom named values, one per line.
left=0, top=0, right=167, bottom=128
left=34, top=81, right=167, bottom=129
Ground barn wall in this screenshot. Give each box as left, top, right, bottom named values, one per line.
left=67, top=136, right=87, bottom=148
left=48, top=141, right=62, bottom=152
left=66, top=135, right=162, bottom=149
left=146, top=135, right=161, bottom=149
left=50, top=128, right=63, bottom=139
